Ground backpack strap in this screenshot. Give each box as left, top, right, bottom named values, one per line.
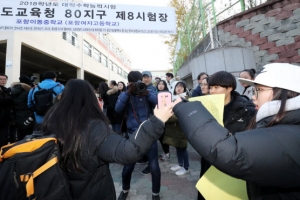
left=50, top=84, right=60, bottom=96
left=36, top=84, right=60, bottom=96
left=20, top=156, right=58, bottom=198
left=0, top=138, right=57, bottom=161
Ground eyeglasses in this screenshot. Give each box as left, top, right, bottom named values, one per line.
left=0, top=78, right=7, bottom=81
left=253, top=88, right=273, bottom=98
left=200, top=83, right=208, bottom=87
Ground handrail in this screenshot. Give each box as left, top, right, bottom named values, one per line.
left=172, top=0, right=266, bottom=74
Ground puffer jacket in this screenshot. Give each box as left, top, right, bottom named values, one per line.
left=224, top=91, right=256, bottom=133
left=173, top=95, right=300, bottom=200
left=106, top=86, right=123, bottom=125
left=163, top=114, right=187, bottom=148
left=147, top=83, right=157, bottom=93
left=115, top=90, right=157, bottom=134
left=67, top=115, right=165, bottom=200
left=192, top=85, right=203, bottom=97
left=28, top=79, right=64, bottom=124
left=10, top=82, right=34, bottom=130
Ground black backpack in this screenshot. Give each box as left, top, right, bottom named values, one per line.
left=0, top=132, right=73, bottom=200
left=33, top=85, right=59, bottom=116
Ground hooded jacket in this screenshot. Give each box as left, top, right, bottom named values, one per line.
left=223, top=91, right=256, bottom=133
left=173, top=95, right=300, bottom=199
left=28, top=79, right=64, bottom=124
left=10, top=82, right=34, bottom=130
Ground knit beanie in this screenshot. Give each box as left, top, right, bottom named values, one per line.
left=19, top=75, right=32, bottom=86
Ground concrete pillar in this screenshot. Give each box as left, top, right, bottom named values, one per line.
left=5, top=35, right=21, bottom=87
left=77, top=32, right=84, bottom=80
left=77, top=68, right=84, bottom=79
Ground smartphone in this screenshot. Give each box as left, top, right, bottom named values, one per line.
left=157, top=91, right=172, bottom=108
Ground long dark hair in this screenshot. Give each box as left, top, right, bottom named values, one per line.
left=98, top=82, right=108, bottom=99
left=118, top=81, right=126, bottom=92
left=41, top=79, right=109, bottom=171
left=156, top=80, right=168, bottom=92
left=248, top=88, right=300, bottom=129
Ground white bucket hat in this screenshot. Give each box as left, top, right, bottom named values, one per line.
left=238, top=63, right=300, bottom=93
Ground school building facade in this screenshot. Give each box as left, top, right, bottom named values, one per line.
left=0, top=30, right=132, bottom=88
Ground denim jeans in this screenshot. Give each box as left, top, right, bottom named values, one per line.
left=111, top=123, right=121, bottom=134
left=122, top=141, right=161, bottom=193
left=176, top=147, right=189, bottom=169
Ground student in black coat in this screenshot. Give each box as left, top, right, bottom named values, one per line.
left=173, top=63, right=300, bottom=200
left=198, top=71, right=256, bottom=199
left=10, top=76, right=35, bottom=140
left=0, top=74, right=13, bottom=147
left=41, top=79, right=173, bottom=200
left=107, top=80, right=123, bottom=134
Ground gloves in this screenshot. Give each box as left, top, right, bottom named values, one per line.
left=127, top=83, right=137, bottom=95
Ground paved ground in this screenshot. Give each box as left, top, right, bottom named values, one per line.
left=110, top=143, right=201, bottom=200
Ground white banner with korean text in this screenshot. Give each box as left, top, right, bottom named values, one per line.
left=0, top=1, right=176, bottom=34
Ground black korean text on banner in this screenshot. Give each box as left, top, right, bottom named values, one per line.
left=0, top=1, right=176, bottom=34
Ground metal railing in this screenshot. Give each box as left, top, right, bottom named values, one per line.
left=172, top=0, right=267, bottom=74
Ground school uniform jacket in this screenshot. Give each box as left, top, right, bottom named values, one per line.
left=173, top=95, right=300, bottom=200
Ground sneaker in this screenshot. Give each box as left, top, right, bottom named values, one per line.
left=152, top=194, right=161, bottom=200
left=136, top=158, right=148, bottom=164
left=160, top=153, right=170, bottom=161
left=118, top=191, right=128, bottom=200
left=170, top=165, right=182, bottom=171
left=175, top=167, right=189, bottom=176
left=141, top=166, right=150, bottom=175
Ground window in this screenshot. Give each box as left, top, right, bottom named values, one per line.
left=92, top=48, right=101, bottom=62
left=108, top=60, right=113, bottom=69
left=111, top=44, right=116, bottom=53
left=111, top=62, right=114, bottom=71
left=62, top=32, right=78, bottom=47
left=113, top=64, right=118, bottom=73
left=72, top=32, right=78, bottom=47
left=83, top=41, right=92, bottom=56
left=102, top=37, right=108, bottom=46
left=117, top=66, right=122, bottom=75
left=101, top=54, right=107, bottom=67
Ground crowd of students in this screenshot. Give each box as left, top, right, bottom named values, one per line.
left=1, top=62, right=299, bottom=200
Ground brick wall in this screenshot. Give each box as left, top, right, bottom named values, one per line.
left=217, top=0, right=300, bottom=70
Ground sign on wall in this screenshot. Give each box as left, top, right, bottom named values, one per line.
left=0, top=1, right=176, bottom=34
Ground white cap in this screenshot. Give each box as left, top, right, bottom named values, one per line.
left=238, top=63, right=300, bottom=93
